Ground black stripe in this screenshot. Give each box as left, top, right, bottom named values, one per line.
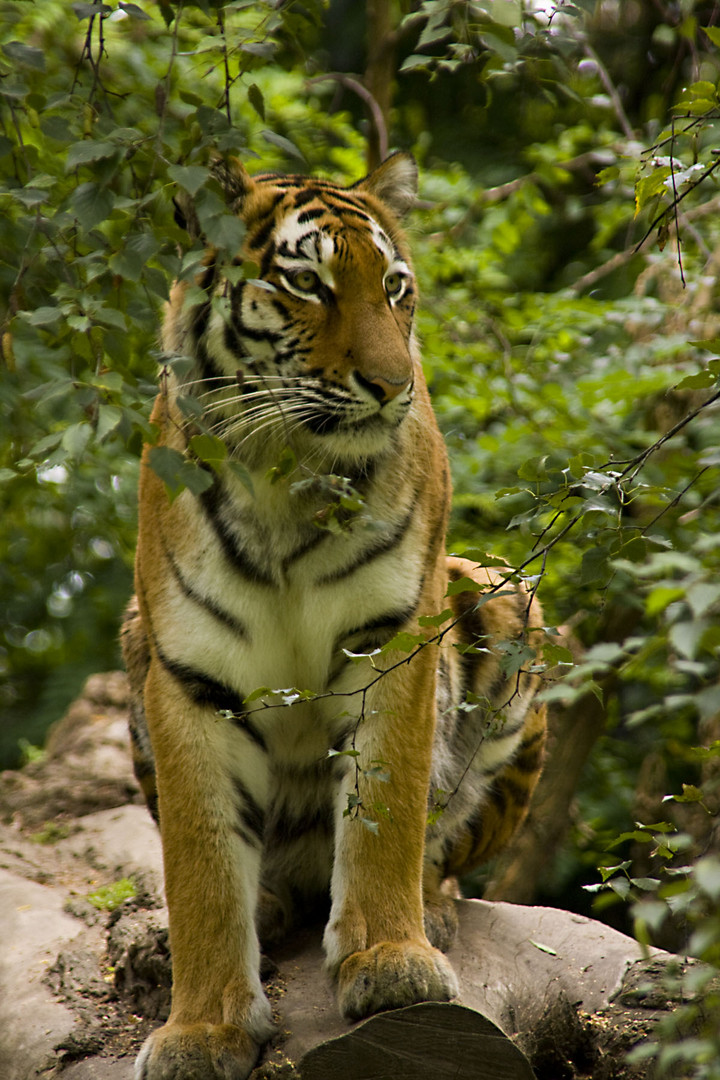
left=247, top=194, right=284, bottom=250
left=297, top=206, right=327, bottom=224
left=264, top=803, right=333, bottom=846
left=290, top=187, right=323, bottom=208
left=259, top=239, right=276, bottom=279
left=232, top=712, right=267, bottom=751
left=161, top=533, right=249, bottom=640
left=131, top=754, right=155, bottom=782
left=230, top=313, right=282, bottom=345
left=188, top=263, right=216, bottom=337
left=281, top=530, right=327, bottom=571
left=497, top=775, right=530, bottom=805
left=487, top=784, right=507, bottom=817
left=318, top=505, right=415, bottom=585
left=335, top=601, right=419, bottom=654
left=155, top=643, right=246, bottom=714
left=195, top=341, right=230, bottom=396
left=223, top=319, right=250, bottom=360
left=425, top=464, right=450, bottom=556
left=200, top=479, right=274, bottom=586
left=513, top=731, right=545, bottom=773
left=326, top=205, right=374, bottom=226
left=234, top=777, right=265, bottom=845
left=154, top=641, right=267, bottom=749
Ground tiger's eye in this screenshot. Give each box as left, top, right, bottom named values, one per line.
left=384, top=272, right=404, bottom=298
left=291, top=269, right=321, bottom=293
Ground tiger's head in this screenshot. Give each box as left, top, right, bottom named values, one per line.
left=163, top=153, right=421, bottom=467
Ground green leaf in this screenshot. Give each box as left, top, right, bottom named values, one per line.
left=119, top=1, right=152, bottom=17
left=418, top=608, right=454, bottom=628
left=675, top=369, right=717, bottom=389
left=445, top=576, right=486, bottom=597
left=168, top=164, right=210, bottom=197
left=383, top=631, right=426, bottom=653
left=400, top=54, right=432, bottom=72
left=261, top=129, right=305, bottom=163
left=30, top=432, right=64, bottom=459
left=72, top=2, right=112, bottom=18
left=248, top=83, right=265, bottom=120
left=189, top=433, right=227, bottom=473
left=96, top=405, right=123, bottom=442
left=646, top=585, right=685, bottom=616
left=61, top=422, right=92, bottom=459
left=109, top=231, right=160, bottom=280
left=2, top=41, right=45, bottom=70
left=635, top=168, right=671, bottom=215
left=66, top=140, right=118, bottom=169
left=24, top=306, right=63, bottom=328
left=542, top=641, right=574, bottom=666
left=226, top=460, right=254, bottom=495
left=664, top=784, right=704, bottom=805
left=668, top=619, right=707, bottom=660
left=694, top=856, right=720, bottom=901
left=529, top=940, right=558, bottom=956
left=148, top=445, right=213, bottom=500
left=243, top=686, right=273, bottom=704
left=71, top=182, right=115, bottom=229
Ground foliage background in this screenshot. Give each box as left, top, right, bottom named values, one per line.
left=2, top=0, right=720, bottom=1072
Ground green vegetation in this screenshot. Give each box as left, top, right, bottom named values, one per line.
left=85, top=876, right=137, bottom=911
left=2, top=1, right=720, bottom=1072
left=30, top=820, right=71, bottom=844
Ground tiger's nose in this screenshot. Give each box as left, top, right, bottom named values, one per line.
left=354, top=370, right=413, bottom=405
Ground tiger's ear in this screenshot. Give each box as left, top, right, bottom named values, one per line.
left=353, top=152, right=418, bottom=218
left=209, top=155, right=253, bottom=208
left=173, top=156, right=253, bottom=242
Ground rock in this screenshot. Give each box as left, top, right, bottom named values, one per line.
left=0, top=672, right=141, bottom=828
left=0, top=674, right=686, bottom=1079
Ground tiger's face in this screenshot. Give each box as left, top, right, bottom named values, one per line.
left=167, top=155, right=421, bottom=467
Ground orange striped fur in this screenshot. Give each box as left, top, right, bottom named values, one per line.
left=122, top=154, right=546, bottom=1079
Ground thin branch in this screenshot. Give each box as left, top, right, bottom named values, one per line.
left=571, top=192, right=720, bottom=294
left=307, top=73, right=388, bottom=164
left=217, top=8, right=232, bottom=126
left=634, top=155, right=720, bottom=252
left=669, top=118, right=686, bottom=286
left=582, top=41, right=634, bottom=141
left=640, top=467, right=710, bottom=535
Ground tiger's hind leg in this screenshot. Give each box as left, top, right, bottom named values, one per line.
left=423, top=557, right=547, bottom=948
left=441, top=702, right=547, bottom=877
left=120, top=597, right=157, bottom=821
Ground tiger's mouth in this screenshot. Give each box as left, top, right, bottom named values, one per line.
left=303, top=409, right=398, bottom=437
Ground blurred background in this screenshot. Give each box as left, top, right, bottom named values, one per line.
left=2, top=8, right=720, bottom=1038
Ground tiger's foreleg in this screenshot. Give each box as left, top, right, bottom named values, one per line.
left=322, top=649, right=459, bottom=1021
left=134, top=661, right=274, bottom=1080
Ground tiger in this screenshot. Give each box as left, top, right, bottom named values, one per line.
left=121, top=151, right=547, bottom=1080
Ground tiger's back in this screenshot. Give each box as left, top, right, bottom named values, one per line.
left=123, top=154, right=546, bottom=1080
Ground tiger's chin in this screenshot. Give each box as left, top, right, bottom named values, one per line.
left=306, top=412, right=406, bottom=463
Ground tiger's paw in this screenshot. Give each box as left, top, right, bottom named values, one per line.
left=256, top=885, right=293, bottom=949
left=337, top=940, right=460, bottom=1022
left=134, top=1021, right=264, bottom=1080
left=423, top=892, right=459, bottom=953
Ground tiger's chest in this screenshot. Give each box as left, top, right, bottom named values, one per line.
left=150, top=462, right=425, bottom=750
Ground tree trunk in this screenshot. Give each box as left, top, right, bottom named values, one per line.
left=364, top=0, right=396, bottom=170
